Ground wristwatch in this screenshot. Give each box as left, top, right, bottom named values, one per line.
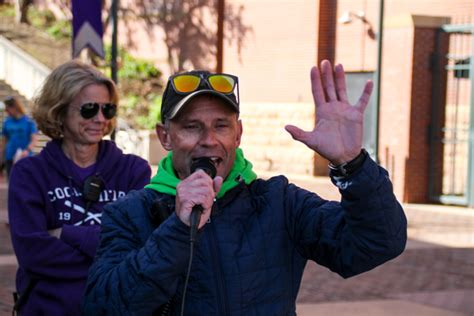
left=328, top=149, right=368, bottom=178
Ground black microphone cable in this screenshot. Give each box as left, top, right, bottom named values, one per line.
left=180, top=158, right=216, bottom=316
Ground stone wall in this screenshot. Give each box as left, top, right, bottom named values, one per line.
left=239, top=101, right=315, bottom=176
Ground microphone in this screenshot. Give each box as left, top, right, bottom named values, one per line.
left=189, top=157, right=216, bottom=242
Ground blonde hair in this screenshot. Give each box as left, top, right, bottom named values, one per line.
left=4, top=96, right=27, bottom=115
left=33, top=60, right=119, bottom=139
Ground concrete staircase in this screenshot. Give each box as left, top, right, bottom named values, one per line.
left=0, top=14, right=65, bottom=153
left=0, top=15, right=69, bottom=70
left=0, top=80, right=31, bottom=109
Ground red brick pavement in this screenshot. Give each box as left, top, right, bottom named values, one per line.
left=297, top=247, right=474, bottom=314
left=0, top=265, right=16, bottom=315
left=0, top=174, right=17, bottom=315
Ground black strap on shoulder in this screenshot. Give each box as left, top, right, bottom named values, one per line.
left=150, top=197, right=174, bottom=226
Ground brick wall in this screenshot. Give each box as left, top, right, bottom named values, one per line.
left=224, top=0, right=318, bottom=104
left=336, top=0, right=379, bottom=71
left=379, top=18, right=414, bottom=199
left=427, top=32, right=449, bottom=199
left=337, top=0, right=474, bottom=72
left=379, top=15, right=450, bottom=203
left=239, top=101, right=315, bottom=176
left=317, top=0, right=337, bottom=64
left=405, top=27, right=439, bottom=202
left=224, top=0, right=321, bottom=177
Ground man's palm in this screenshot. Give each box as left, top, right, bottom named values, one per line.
left=285, top=60, right=373, bottom=165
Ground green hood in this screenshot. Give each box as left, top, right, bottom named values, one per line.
left=145, top=148, right=257, bottom=199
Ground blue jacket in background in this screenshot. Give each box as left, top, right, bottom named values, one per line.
left=83, top=157, right=407, bottom=315
left=2, top=115, right=37, bottom=160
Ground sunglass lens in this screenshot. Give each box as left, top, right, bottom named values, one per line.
left=80, top=103, right=99, bottom=119
left=173, top=75, right=200, bottom=93
left=103, top=104, right=117, bottom=119
left=80, top=103, right=117, bottom=119
left=209, top=75, right=235, bottom=93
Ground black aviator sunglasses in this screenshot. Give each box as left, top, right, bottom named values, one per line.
left=79, top=103, right=117, bottom=120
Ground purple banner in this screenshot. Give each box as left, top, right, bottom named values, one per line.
left=72, top=0, right=104, bottom=58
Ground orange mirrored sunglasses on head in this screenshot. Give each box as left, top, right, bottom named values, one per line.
left=170, top=73, right=238, bottom=96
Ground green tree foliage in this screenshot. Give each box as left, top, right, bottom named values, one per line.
left=100, top=46, right=164, bottom=129
left=27, top=6, right=71, bottom=40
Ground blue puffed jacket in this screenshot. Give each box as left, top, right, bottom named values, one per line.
left=83, top=157, right=407, bottom=315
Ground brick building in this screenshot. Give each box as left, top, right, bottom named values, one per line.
left=216, top=0, right=473, bottom=207
left=36, top=0, right=474, bottom=207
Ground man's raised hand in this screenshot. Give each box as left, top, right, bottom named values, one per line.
left=285, top=60, right=373, bottom=165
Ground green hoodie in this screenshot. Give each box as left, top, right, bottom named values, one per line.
left=145, top=148, right=257, bottom=199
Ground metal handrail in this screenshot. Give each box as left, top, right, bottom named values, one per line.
left=0, top=35, right=50, bottom=99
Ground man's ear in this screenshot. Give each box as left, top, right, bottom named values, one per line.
left=235, top=119, right=243, bottom=147
left=156, top=123, right=172, bottom=151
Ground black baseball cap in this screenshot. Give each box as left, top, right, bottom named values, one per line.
left=160, top=70, right=239, bottom=123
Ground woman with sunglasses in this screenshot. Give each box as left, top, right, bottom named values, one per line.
left=1, top=96, right=38, bottom=180
left=7, top=60, right=151, bottom=315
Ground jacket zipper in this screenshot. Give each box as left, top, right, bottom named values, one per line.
left=208, top=220, right=229, bottom=315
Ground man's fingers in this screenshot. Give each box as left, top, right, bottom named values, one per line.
left=285, top=124, right=306, bottom=140
left=356, top=80, right=374, bottom=113
left=311, top=66, right=326, bottom=106
left=335, top=64, right=349, bottom=103
left=321, top=60, right=337, bottom=101
left=177, top=172, right=215, bottom=201
left=285, top=125, right=313, bottom=145
left=285, top=125, right=320, bottom=151
left=213, top=176, right=223, bottom=195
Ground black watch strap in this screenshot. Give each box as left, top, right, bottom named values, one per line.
left=328, top=149, right=368, bottom=178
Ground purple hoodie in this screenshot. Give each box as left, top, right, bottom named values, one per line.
left=8, top=139, right=151, bottom=315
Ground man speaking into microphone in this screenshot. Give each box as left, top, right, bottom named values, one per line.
left=83, top=60, right=407, bottom=315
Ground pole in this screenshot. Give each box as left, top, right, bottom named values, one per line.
left=373, top=0, right=384, bottom=162
left=468, top=30, right=474, bottom=206
left=110, top=0, right=119, bottom=141
left=216, top=0, right=225, bottom=72
left=111, top=0, right=119, bottom=84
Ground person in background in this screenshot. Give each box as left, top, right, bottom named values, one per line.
left=8, top=60, right=152, bottom=316
left=83, top=60, right=407, bottom=315
left=1, top=96, right=38, bottom=179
